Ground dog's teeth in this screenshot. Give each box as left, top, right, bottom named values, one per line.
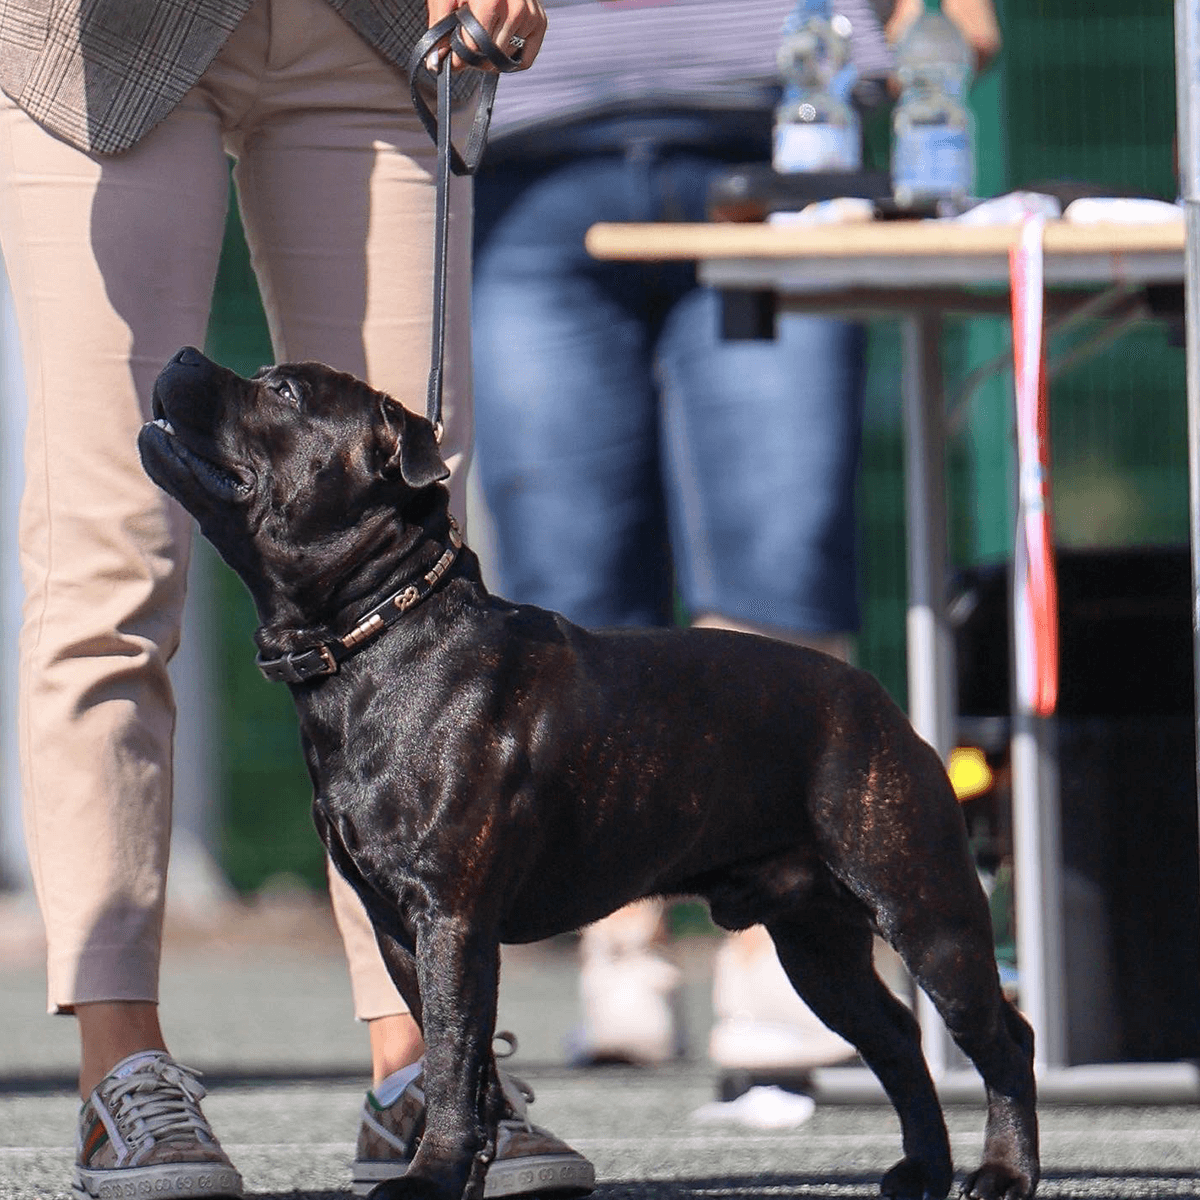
left=155, top=418, right=175, bottom=434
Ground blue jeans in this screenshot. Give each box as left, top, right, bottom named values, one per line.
left=473, top=129, right=865, bottom=634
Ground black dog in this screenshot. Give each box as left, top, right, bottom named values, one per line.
left=139, top=347, right=1038, bottom=1200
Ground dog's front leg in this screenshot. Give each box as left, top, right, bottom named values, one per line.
left=372, top=916, right=502, bottom=1200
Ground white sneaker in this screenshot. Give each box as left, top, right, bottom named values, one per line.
left=576, top=902, right=681, bottom=1065
left=708, top=928, right=855, bottom=1072
left=692, top=1084, right=818, bottom=1130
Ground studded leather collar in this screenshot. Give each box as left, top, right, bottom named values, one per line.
left=256, top=519, right=463, bottom=685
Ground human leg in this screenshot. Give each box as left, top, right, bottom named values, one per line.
left=0, top=90, right=230, bottom=1051
left=472, top=156, right=675, bottom=627
left=658, top=289, right=865, bottom=642
left=75, top=1004, right=169, bottom=1097
left=329, top=863, right=424, bottom=1078
left=574, top=898, right=681, bottom=1066
left=0, top=52, right=247, bottom=1200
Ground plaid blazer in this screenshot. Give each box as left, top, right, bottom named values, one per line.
left=0, top=0, right=428, bottom=154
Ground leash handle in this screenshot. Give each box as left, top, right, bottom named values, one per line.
left=408, top=11, right=523, bottom=440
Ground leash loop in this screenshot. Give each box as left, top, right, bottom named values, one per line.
left=408, top=9, right=523, bottom=441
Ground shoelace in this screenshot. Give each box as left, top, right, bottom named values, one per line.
left=100, top=1057, right=213, bottom=1166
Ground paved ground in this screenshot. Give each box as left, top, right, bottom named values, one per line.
left=2, top=893, right=1198, bottom=1200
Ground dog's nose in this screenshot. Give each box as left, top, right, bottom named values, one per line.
left=172, top=346, right=207, bottom=366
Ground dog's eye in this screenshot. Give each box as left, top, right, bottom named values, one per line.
left=274, top=379, right=303, bottom=408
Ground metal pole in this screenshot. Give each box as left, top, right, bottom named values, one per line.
left=901, top=313, right=956, bottom=762
left=900, top=311, right=957, bottom=1076
left=1010, top=707, right=1065, bottom=1069
left=1176, top=0, right=1200, bottom=940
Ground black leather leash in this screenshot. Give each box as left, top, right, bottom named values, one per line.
left=407, top=9, right=524, bottom=442
left=255, top=14, right=520, bottom=686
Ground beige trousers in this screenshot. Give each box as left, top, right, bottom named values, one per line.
left=0, top=0, right=472, bottom=1019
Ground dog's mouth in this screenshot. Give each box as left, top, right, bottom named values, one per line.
left=142, top=411, right=254, bottom=503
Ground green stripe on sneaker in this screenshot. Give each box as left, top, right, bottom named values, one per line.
left=81, top=1117, right=109, bottom=1164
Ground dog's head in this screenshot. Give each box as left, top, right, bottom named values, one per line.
left=138, top=347, right=449, bottom=623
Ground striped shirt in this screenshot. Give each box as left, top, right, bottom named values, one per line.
left=489, top=0, right=894, bottom=138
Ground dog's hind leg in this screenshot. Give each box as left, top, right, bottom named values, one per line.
left=765, top=903, right=954, bottom=1200
left=885, top=913, right=1038, bottom=1200
left=838, top=774, right=1037, bottom=1200
left=817, top=728, right=1039, bottom=1200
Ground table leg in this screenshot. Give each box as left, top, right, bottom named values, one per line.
left=1179, top=1, right=1200, bottom=1083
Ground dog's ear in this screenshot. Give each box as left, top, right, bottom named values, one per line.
left=378, top=396, right=450, bottom=490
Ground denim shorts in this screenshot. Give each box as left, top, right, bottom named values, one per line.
left=472, top=120, right=865, bottom=635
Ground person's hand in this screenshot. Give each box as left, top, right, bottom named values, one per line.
left=425, top=0, right=547, bottom=71
left=886, top=0, right=1002, bottom=75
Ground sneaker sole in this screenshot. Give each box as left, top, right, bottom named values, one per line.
left=74, top=1162, right=244, bottom=1199
left=353, top=1154, right=595, bottom=1199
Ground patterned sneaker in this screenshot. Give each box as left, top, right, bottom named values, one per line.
left=74, top=1050, right=243, bottom=1199
left=353, top=1065, right=594, bottom=1197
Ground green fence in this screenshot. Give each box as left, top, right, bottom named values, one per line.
left=854, top=0, right=1185, bottom=709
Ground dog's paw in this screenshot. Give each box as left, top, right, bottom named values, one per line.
left=960, top=1163, right=1035, bottom=1200
left=367, top=1178, right=458, bottom=1200
left=880, top=1156, right=953, bottom=1200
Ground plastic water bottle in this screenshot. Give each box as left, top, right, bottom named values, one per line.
left=772, top=0, right=861, bottom=174
left=890, top=0, right=974, bottom=211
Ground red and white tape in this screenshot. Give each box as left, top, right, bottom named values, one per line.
left=1009, top=215, right=1058, bottom=717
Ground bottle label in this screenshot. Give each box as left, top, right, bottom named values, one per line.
left=773, top=123, right=861, bottom=173
left=892, top=126, right=972, bottom=201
